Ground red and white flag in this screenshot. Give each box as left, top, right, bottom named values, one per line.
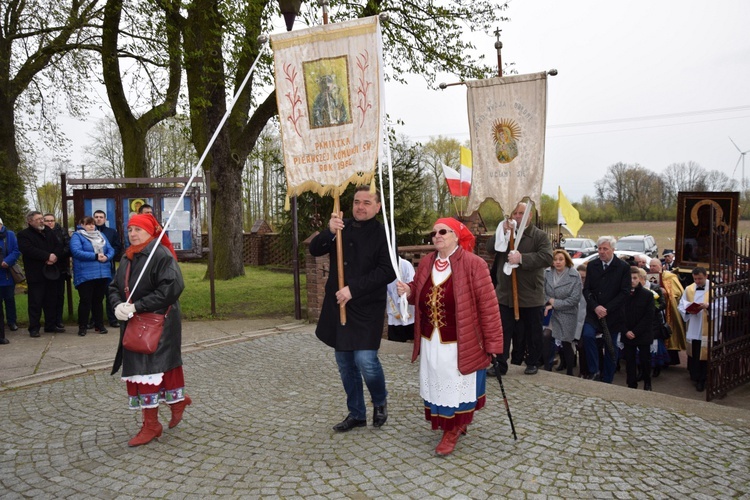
left=442, top=164, right=463, bottom=196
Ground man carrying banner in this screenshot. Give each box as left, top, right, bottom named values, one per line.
left=309, top=186, right=396, bottom=432
left=489, top=201, right=553, bottom=375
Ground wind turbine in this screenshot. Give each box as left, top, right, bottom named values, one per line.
left=729, top=137, right=749, bottom=192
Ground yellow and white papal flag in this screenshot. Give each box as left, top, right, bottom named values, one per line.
left=464, top=72, right=548, bottom=213
left=270, top=16, right=383, bottom=198
left=558, top=186, right=584, bottom=237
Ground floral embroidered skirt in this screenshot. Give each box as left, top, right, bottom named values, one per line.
left=124, top=366, right=187, bottom=409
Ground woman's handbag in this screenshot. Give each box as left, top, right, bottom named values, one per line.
left=9, top=264, right=25, bottom=283
left=121, top=261, right=170, bottom=354
left=123, top=310, right=169, bottom=354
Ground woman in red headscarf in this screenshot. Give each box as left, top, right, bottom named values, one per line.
left=109, top=213, right=190, bottom=447
left=396, top=217, right=503, bottom=456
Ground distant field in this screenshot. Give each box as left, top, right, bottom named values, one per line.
left=572, top=220, right=750, bottom=255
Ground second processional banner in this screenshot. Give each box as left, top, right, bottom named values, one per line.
left=464, top=72, right=548, bottom=213
left=271, top=16, right=383, bottom=198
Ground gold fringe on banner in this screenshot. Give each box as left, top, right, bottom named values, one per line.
left=284, top=194, right=290, bottom=211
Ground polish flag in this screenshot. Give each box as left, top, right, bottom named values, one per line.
left=442, top=164, right=463, bottom=196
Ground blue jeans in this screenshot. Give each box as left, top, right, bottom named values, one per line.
left=0, top=285, right=16, bottom=325
left=334, top=350, right=387, bottom=420
left=582, top=321, right=618, bottom=383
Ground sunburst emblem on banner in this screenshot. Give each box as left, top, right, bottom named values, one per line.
left=492, top=118, right=521, bottom=164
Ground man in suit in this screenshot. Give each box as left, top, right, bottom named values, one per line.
left=581, top=235, right=631, bottom=382
left=17, top=211, right=65, bottom=337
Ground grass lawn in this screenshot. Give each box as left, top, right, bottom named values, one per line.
left=10, top=264, right=306, bottom=325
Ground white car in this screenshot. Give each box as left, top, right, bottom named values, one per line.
left=571, top=250, right=641, bottom=268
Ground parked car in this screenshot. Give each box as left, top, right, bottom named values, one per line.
left=615, top=234, right=658, bottom=258
left=572, top=250, right=641, bottom=268
left=562, top=237, right=597, bottom=258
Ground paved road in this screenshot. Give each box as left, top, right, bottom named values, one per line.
left=0, top=320, right=749, bottom=498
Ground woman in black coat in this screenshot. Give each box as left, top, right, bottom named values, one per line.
left=109, top=214, right=188, bottom=447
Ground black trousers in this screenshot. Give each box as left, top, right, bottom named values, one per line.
left=624, top=344, right=651, bottom=388
left=77, top=278, right=109, bottom=329
left=27, top=280, right=59, bottom=332
left=689, top=339, right=707, bottom=384
left=53, top=276, right=66, bottom=326
left=499, top=304, right=544, bottom=370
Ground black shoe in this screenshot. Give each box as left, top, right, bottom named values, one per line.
left=109, top=320, right=120, bottom=328
left=555, top=363, right=566, bottom=372
left=652, top=367, right=661, bottom=378
left=524, top=365, right=538, bottom=375
left=55, top=323, right=65, bottom=329
left=696, top=382, right=705, bottom=392
left=332, top=416, right=367, bottom=432
left=87, top=321, right=94, bottom=330
left=97, top=326, right=108, bottom=334
left=0, top=337, right=8, bottom=344
left=78, top=328, right=87, bottom=337
left=30, top=330, right=40, bottom=338
left=373, top=404, right=388, bottom=428
left=8, top=323, right=17, bottom=331
left=53, top=326, right=66, bottom=333
left=585, top=372, right=600, bottom=381
left=644, top=382, right=652, bottom=391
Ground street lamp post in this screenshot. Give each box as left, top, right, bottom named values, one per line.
left=278, top=0, right=303, bottom=320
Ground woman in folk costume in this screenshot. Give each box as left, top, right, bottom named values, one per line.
left=109, top=214, right=190, bottom=447
left=397, top=217, right=503, bottom=456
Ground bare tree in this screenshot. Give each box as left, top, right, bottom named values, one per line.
left=421, top=136, right=461, bottom=214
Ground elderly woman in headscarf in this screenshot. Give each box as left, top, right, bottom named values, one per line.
left=109, top=213, right=190, bottom=447
left=396, top=217, right=503, bottom=456
left=70, top=216, right=115, bottom=336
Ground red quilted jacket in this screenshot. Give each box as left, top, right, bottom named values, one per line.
left=406, top=248, right=504, bottom=375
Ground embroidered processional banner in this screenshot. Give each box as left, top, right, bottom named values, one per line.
left=271, top=16, right=383, bottom=198
left=464, top=72, right=547, bottom=213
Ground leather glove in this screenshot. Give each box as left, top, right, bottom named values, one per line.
left=115, top=302, right=137, bottom=321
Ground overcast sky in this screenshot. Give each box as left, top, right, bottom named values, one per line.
left=385, top=0, right=750, bottom=203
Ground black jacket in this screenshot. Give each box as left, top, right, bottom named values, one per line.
left=623, top=284, right=656, bottom=345
left=50, top=223, right=71, bottom=276
left=17, top=225, right=64, bottom=283
left=583, top=256, right=631, bottom=333
left=309, top=217, right=395, bottom=351
left=109, top=240, right=184, bottom=377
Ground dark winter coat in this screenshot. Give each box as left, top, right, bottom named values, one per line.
left=406, top=248, right=504, bottom=375
left=309, top=217, right=396, bottom=351
left=109, top=240, right=184, bottom=377
left=623, top=284, right=656, bottom=346
left=582, top=256, right=631, bottom=333
left=17, top=225, right=63, bottom=284
left=50, top=223, right=71, bottom=276
left=96, top=223, right=122, bottom=271
left=0, top=226, right=21, bottom=287
left=488, top=224, right=553, bottom=308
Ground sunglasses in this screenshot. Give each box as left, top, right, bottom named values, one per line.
left=430, top=229, right=454, bottom=238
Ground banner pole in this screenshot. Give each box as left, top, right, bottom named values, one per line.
left=334, top=193, right=346, bottom=325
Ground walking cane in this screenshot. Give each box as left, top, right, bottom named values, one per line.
left=492, top=357, right=518, bottom=440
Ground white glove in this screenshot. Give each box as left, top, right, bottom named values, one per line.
left=650, top=339, right=658, bottom=354
left=616, top=333, right=624, bottom=350
left=115, top=302, right=137, bottom=321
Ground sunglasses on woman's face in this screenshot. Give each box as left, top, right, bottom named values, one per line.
left=430, top=229, right=454, bottom=238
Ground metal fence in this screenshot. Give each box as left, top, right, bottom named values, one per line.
left=707, top=229, right=750, bottom=401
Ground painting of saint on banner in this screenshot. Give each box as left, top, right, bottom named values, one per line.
left=304, top=57, right=352, bottom=129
